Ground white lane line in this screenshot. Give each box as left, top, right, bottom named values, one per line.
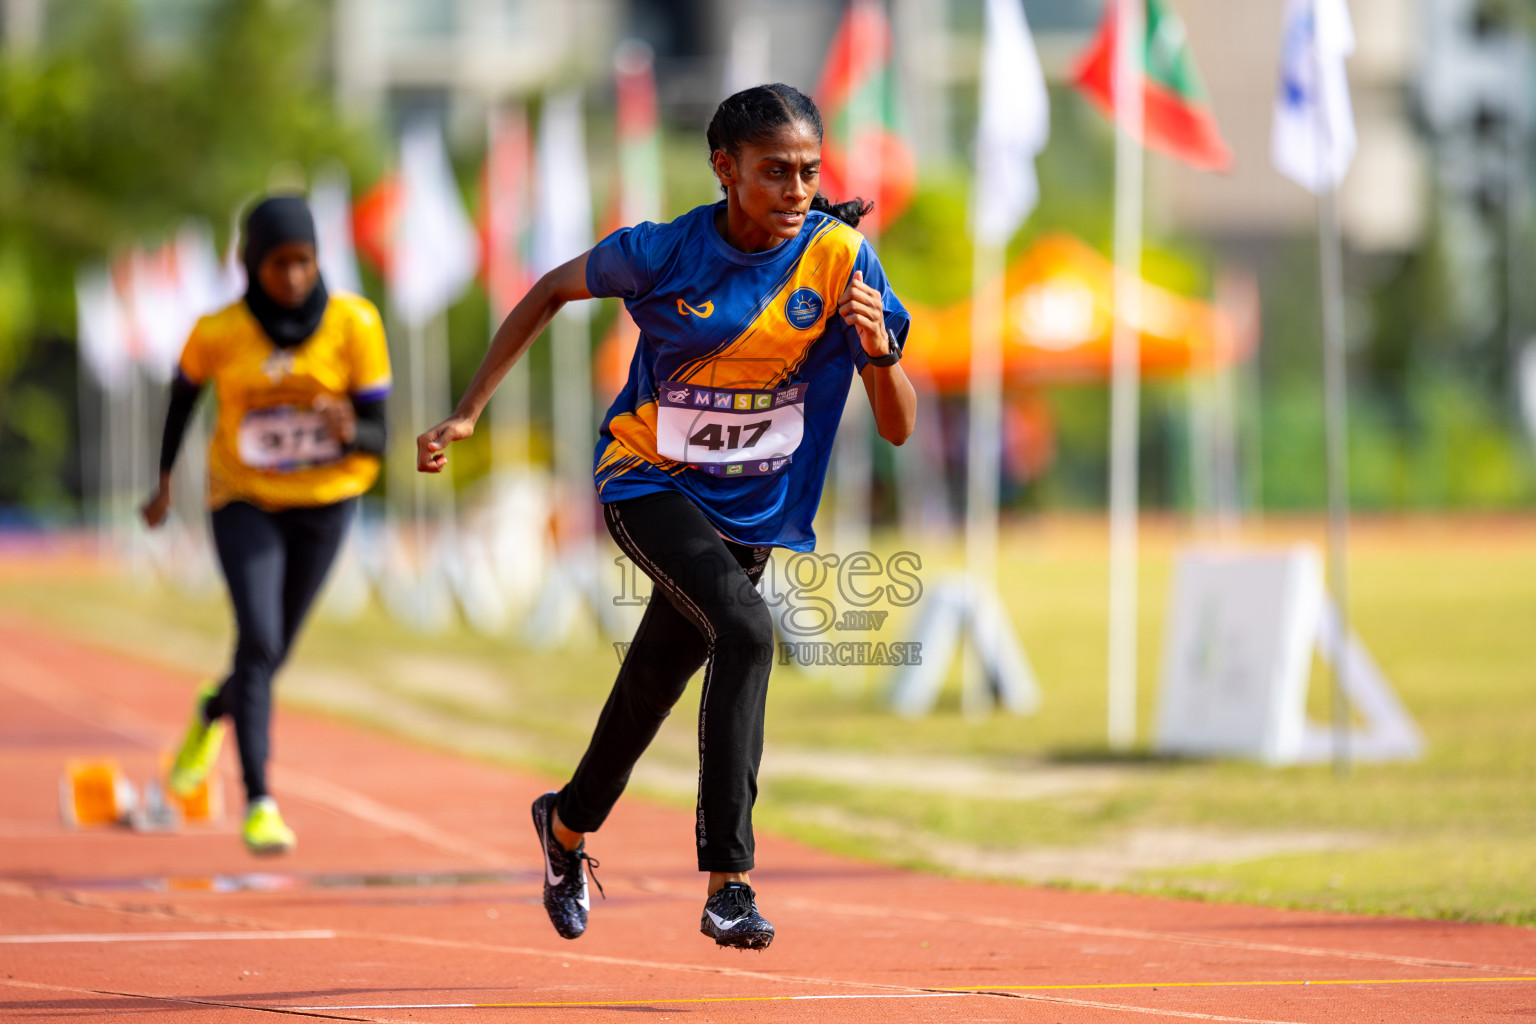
left=285, top=1005, right=474, bottom=1011
left=1008, top=993, right=1307, bottom=1023
left=775, top=895, right=1536, bottom=976
left=792, top=993, right=962, bottom=1000
left=270, top=766, right=510, bottom=868
left=0, top=930, right=335, bottom=944
left=282, top=993, right=967, bottom=1010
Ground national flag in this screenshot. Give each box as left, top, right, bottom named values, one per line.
left=533, top=90, right=593, bottom=276
left=75, top=264, right=131, bottom=392
left=973, top=0, right=1051, bottom=246
left=481, top=105, right=534, bottom=318
left=1271, top=0, right=1356, bottom=193
left=598, top=42, right=665, bottom=397
left=814, top=0, right=916, bottom=235
left=614, top=40, right=664, bottom=229
left=123, top=241, right=192, bottom=382
left=1073, top=0, right=1233, bottom=172
left=391, top=122, right=482, bottom=329
left=311, top=164, right=366, bottom=296
left=172, top=219, right=238, bottom=321
left=352, top=174, right=399, bottom=276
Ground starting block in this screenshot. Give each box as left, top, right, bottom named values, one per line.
left=59, top=757, right=225, bottom=831
left=159, top=752, right=224, bottom=824
left=60, top=759, right=136, bottom=827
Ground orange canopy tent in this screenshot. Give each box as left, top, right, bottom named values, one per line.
left=902, top=233, right=1246, bottom=393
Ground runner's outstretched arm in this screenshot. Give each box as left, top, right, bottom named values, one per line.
left=838, top=270, right=916, bottom=446
left=416, top=253, right=592, bottom=473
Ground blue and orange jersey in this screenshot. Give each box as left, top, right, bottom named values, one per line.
left=586, top=202, right=910, bottom=552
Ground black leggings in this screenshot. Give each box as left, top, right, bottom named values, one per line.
left=557, top=490, right=775, bottom=873
left=205, top=498, right=354, bottom=803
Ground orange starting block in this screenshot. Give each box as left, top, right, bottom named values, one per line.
left=59, top=757, right=224, bottom=830
left=59, top=759, right=136, bottom=827
left=159, top=751, right=223, bottom=824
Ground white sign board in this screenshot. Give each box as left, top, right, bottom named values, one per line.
left=1155, top=545, right=1422, bottom=766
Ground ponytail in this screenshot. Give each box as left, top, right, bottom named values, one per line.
left=810, top=193, right=873, bottom=229
left=707, top=83, right=875, bottom=230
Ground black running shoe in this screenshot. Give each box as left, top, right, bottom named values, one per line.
left=700, top=881, right=774, bottom=950
left=530, top=791, right=603, bottom=940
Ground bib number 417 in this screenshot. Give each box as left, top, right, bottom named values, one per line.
left=688, top=420, right=771, bottom=452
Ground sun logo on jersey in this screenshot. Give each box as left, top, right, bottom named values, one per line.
left=261, top=351, right=297, bottom=383
left=677, top=298, right=714, bottom=318
left=785, top=288, right=824, bottom=330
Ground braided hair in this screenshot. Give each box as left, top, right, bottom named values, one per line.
left=705, top=83, right=873, bottom=229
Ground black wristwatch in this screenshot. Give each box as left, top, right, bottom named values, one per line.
left=866, top=348, right=901, bottom=367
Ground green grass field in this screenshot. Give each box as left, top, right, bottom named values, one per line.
left=5, top=515, right=1533, bottom=926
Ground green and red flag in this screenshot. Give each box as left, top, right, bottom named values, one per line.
left=612, top=41, right=664, bottom=231
left=1072, top=0, right=1232, bottom=172
left=815, top=0, right=917, bottom=235
left=351, top=174, right=399, bottom=276
left=481, top=105, right=534, bottom=318
left=597, top=42, right=666, bottom=397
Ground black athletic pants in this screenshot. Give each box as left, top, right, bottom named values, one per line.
left=556, top=490, right=775, bottom=873
left=204, top=499, right=355, bottom=803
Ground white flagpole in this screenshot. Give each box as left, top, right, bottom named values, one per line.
left=1312, top=11, right=1351, bottom=776
left=409, top=317, right=431, bottom=570
left=964, top=233, right=1005, bottom=715
left=1107, top=0, right=1145, bottom=751
left=833, top=0, right=883, bottom=660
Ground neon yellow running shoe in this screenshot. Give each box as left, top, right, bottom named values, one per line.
left=168, top=682, right=225, bottom=798
left=243, top=798, right=296, bottom=856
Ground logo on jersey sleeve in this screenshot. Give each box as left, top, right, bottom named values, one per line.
left=677, top=298, right=714, bottom=318
left=785, top=288, right=824, bottom=330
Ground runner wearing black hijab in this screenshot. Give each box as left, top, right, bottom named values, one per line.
left=143, top=195, right=393, bottom=855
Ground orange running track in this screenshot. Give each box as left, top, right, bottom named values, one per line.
left=2, top=617, right=1534, bottom=1023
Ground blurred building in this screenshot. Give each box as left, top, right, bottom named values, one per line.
left=332, top=0, right=622, bottom=140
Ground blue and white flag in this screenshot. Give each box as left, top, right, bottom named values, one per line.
left=1271, top=0, right=1356, bottom=194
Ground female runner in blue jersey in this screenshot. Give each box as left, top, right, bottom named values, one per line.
left=418, top=84, right=915, bottom=951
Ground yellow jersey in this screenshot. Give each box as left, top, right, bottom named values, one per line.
left=179, top=293, right=392, bottom=511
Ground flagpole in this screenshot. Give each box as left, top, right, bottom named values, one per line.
left=966, top=0, right=1006, bottom=711
left=833, top=0, right=881, bottom=646
left=1107, top=0, right=1145, bottom=751
left=409, top=317, right=431, bottom=574
left=1313, top=21, right=1351, bottom=777
left=965, top=234, right=1005, bottom=716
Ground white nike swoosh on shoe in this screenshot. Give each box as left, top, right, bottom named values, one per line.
left=706, top=909, right=745, bottom=930
left=541, top=821, right=565, bottom=887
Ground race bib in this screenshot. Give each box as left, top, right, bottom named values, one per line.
left=655, top=380, right=808, bottom=477
left=236, top=405, right=344, bottom=472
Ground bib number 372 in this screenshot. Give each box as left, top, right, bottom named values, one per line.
left=237, top=406, right=344, bottom=472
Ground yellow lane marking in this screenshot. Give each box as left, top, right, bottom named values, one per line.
left=944, top=975, right=1536, bottom=992
left=282, top=976, right=1536, bottom=1012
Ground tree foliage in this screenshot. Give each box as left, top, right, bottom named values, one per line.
left=0, top=0, right=376, bottom=512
